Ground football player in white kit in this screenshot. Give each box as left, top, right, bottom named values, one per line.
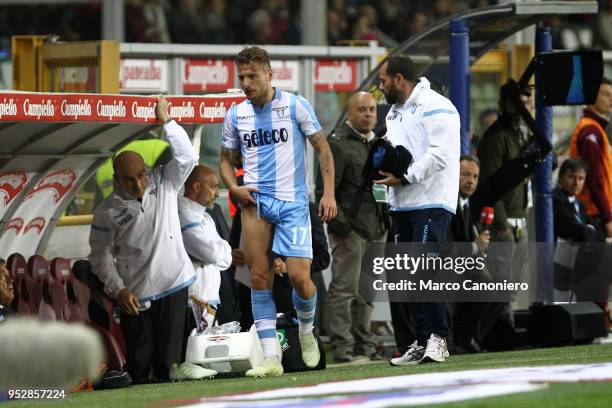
left=220, top=46, right=336, bottom=377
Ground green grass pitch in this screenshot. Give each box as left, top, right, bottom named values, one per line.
left=5, top=343, right=612, bottom=408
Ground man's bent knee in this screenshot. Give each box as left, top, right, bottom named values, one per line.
left=251, top=266, right=272, bottom=290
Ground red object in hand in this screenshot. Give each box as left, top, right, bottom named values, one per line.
left=480, top=206, right=494, bottom=229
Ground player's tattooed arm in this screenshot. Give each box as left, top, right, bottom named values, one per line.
left=309, top=131, right=337, bottom=221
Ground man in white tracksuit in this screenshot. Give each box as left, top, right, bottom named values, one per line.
left=374, top=55, right=460, bottom=365
left=89, top=96, right=197, bottom=383
left=178, top=165, right=232, bottom=316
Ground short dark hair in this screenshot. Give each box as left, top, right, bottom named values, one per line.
left=235, top=46, right=271, bottom=69
left=479, top=108, right=498, bottom=121
left=601, top=77, right=612, bottom=86
left=385, top=55, right=417, bottom=83
left=460, top=154, right=480, bottom=167
left=499, top=81, right=531, bottom=102
left=559, top=158, right=588, bottom=177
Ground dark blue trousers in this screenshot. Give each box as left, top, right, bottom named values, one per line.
left=392, top=208, right=453, bottom=346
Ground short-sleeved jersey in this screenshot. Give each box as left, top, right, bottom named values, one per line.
left=222, top=88, right=321, bottom=203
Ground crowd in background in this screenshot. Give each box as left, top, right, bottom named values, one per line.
left=0, top=0, right=611, bottom=52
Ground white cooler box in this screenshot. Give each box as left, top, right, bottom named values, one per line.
left=184, top=325, right=281, bottom=373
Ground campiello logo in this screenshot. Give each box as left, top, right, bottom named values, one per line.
left=61, top=99, right=92, bottom=119
left=0, top=98, right=17, bottom=119
left=97, top=100, right=127, bottom=120
left=131, top=101, right=156, bottom=121
left=185, top=61, right=230, bottom=88
left=169, top=101, right=195, bottom=121
left=23, top=99, right=55, bottom=119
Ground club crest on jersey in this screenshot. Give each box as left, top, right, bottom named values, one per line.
left=411, top=103, right=421, bottom=114
left=272, top=106, right=288, bottom=119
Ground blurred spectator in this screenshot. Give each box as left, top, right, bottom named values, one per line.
left=248, top=9, right=275, bottom=44
left=395, top=9, right=430, bottom=42
left=553, top=158, right=600, bottom=243
left=328, top=9, right=350, bottom=44
left=479, top=108, right=498, bottom=132
left=283, top=0, right=302, bottom=45
left=0, top=259, right=15, bottom=322
left=569, top=78, right=612, bottom=237
left=202, top=0, right=235, bottom=44
left=261, top=0, right=290, bottom=44
left=375, top=0, right=407, bottom=40
left=595, top=0, right=612, bottom=49
left=471, top=108, right=498, bottom=152
left=352, top=4, right=397, bottom=47
left=142, top=0, right=171, bottom=43
left=431, top=0, right=459, bottom=20
left=167, top=0, right=207, bottom=44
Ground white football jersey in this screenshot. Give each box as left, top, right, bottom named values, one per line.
left=222, top=89, right=321, bottom=203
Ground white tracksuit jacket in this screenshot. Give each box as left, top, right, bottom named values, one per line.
left=177, top=196, right=232, bottom=304
left=88, top=120, right=198, bottom=302
left=385, top=77, right=460, bottom=214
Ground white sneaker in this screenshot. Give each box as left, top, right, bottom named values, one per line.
left=421, top=334, right=449, bottom=363
left=299, top=333, right=320, bottom=368
left=245, top=357, right=284, bottom=377
left=169, top=362, right=217, bottom=381
left=390, top=341, right=425, bottom=366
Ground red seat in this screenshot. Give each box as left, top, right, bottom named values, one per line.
left=27, top=255, right=50, bottom=315
left=100, top=294, right=127, bottom=356
left=28, top=255, right=67, bottom=321
left=50, top=257, right=85, bottom=322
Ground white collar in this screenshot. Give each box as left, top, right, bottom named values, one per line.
left=346, top=121, right=375, bottom=141
left=459, top=196, right=469, bottom=208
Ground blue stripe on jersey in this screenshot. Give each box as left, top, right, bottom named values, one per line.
left=423, top=108, right=456, bottom=117
left=230, top=105, right=241, bottom=156
left=297, top=95, right=322, bottom=132
left=180, top=222, right=199, bottom=232
left=290, top=94, right=307, bottom=201
left=255, top=102, right=276, bottom=195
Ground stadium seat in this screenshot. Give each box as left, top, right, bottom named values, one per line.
left=28, top=255, right=68, bottom=321
left=72, top=259, right=127, bottom=356
left=66, top=259, right=127, bottom=371
left=50, top=257, right=87, bottom=322
left=27, top=255, right=50, bottom=315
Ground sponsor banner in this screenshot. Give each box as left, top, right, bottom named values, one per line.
left=58, top=66, right=98, bottom=93
left=314, top=59, right=357, bottom=91
left=270, top=60, right=299, bottom=91
left=171, top=363, right=612, bottom=408
left=0, top=93, right=243, bottom=124
left=120, top=59, right=168, bottom=93
left=184, top=59, right=234, bottom=93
